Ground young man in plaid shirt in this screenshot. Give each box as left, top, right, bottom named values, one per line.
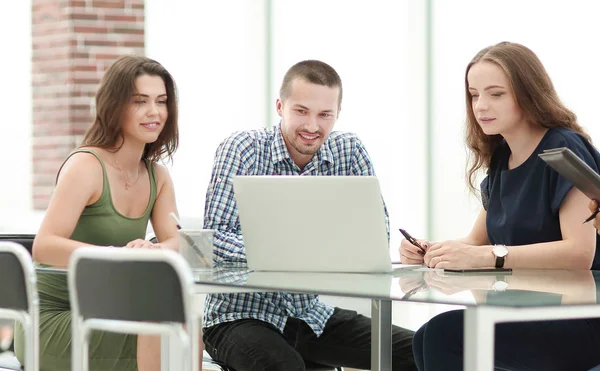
left=202, top=60, right=416, bottom=371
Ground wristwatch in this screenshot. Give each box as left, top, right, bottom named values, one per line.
left=492, top=244, right=508, bottom=268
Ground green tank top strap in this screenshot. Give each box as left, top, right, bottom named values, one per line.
left=145, top=158, right=158, bottom=214
left=57, top=148, right=111, bottom=204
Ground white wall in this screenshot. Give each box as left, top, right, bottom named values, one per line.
left=0, top=0, right=37, bottom=232
left=146, top=0, right=268, bottom=225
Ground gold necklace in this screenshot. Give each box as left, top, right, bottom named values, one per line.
left=114, top=158, right=140, bottom=190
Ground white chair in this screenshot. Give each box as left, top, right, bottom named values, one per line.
left=68, top=247, right=200, bottom=371
left=0, top=242, right=39, bottom=371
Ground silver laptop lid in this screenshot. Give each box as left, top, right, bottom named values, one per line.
left=232, top=176, right=391, bottom=273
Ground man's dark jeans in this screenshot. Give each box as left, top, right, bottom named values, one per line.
left=203, top=307, right=417, bottom=371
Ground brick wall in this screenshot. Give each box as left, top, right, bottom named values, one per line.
left=31, top=0, right=145, bottom=209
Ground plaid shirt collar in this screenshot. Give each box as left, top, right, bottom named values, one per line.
left=270, top=122, right=335, bottom=167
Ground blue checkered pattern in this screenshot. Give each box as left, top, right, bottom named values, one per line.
left=202, top=123, right=389, bottom=336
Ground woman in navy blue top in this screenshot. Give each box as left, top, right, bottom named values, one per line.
left=401, top=42, right=600, bottom=370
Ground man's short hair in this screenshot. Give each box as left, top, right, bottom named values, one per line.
left=279, top=60, right=343, bottom=108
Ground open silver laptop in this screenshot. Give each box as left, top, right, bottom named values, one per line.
left=232, top=175, right=396, bottom=273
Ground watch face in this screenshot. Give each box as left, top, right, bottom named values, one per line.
left=493, top=245, right=508, bottom=257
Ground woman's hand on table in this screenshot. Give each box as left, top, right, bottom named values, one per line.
left=399, top=238, right=431, bottom=264
left=425, top=240, right=493, bottom=269
left=124, top=239, right=162, bottom=249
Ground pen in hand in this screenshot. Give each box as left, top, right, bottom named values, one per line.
left=169, top=212, right=212, bottom=268
left=399, top=228, right=427, bottom=255
left=583, top=209, right=600, bottom=224
left=584, top=200, right=600, bottom=225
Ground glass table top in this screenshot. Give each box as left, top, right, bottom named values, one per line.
left=192, top=265, right=600, bottom=308
left=34, top=264, right=599, bottom=308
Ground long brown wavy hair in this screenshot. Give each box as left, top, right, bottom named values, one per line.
left=465, top=42, right=589, bottom=193
left=80, top=55, right=179, bottom=162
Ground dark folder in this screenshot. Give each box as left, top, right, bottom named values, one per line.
left=538, top=147, right=600, bottom=201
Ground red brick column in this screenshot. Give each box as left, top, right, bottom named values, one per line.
left=31, top=0, right=145, bottom=209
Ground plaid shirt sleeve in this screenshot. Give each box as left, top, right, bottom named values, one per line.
left=203, top=133, right=254, bottom=263
left=350, top=138, right=391, bottom=239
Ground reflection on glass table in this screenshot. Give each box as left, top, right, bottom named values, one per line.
left=401, top=268, right=599, bottom=306
left=192, top=266, right=599, bottom=307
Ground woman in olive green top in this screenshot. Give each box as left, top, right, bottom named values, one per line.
left=14, top=56, right=192, bottom=371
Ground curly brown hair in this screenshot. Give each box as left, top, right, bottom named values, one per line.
left=465, top=42, right=589, bottom=193
left=80, top=55, right=179, bottom=162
